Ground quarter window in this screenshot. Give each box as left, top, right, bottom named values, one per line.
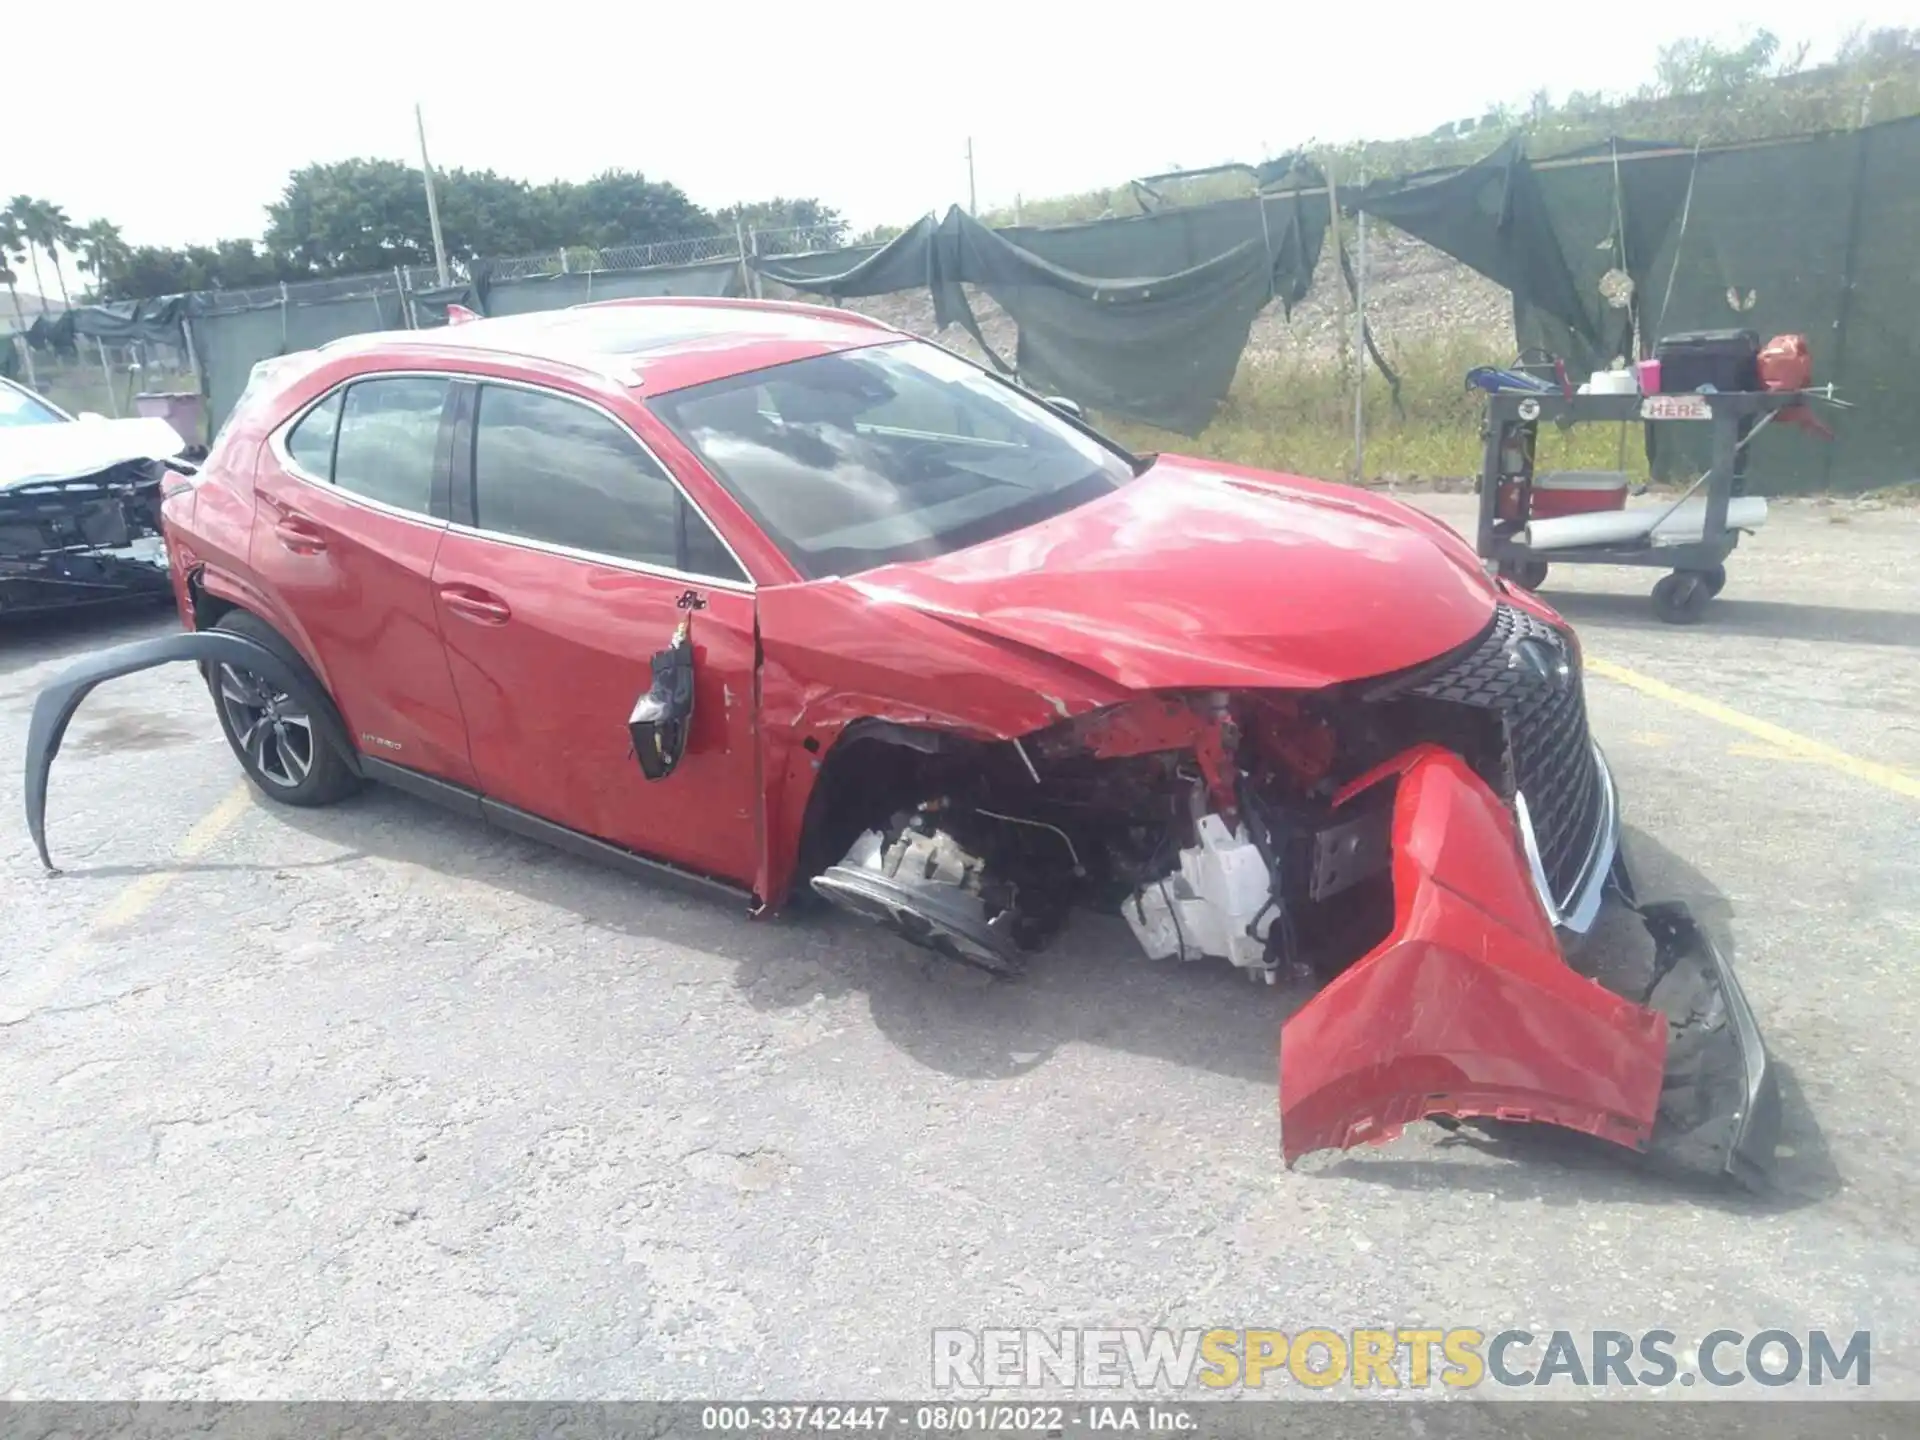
left=471, top=384, right=744, bottom=581
left=284, top=391, right=341, bottom=477
left=329, top=377, right=449, bottom=514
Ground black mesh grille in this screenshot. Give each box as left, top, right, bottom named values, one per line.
left=1405, top=605, right=1603, bottom=909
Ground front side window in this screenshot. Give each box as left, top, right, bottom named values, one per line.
left=648, top=340, right=1136, bottom=578
left=471, top=384, right=743, bottom=581
left=329, top=377, right=449, bottom=514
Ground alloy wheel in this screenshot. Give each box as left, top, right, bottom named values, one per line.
left=216, top=663, right=315, bottom=789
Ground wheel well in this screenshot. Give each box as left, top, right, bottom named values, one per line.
left=792, top=725, right=969, bottom=893
left=186, top=569, right=236, bottom=631
left=184, top=584, right=365, bottom=777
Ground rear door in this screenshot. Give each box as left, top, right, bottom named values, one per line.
left=250, top=374, right=474, bottom=784
left=431, top=380, right=760, bottom=886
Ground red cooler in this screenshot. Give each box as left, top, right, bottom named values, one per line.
left=1497, top=470, right=1629, bottom=522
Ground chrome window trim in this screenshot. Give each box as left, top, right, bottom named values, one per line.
left=465, top=372, right=754, bottom=589
left=442, top=521, right=753, bottom=593
left=267, top=370, right=453, bottom=531
left=266, top=368, right=755, bottom=586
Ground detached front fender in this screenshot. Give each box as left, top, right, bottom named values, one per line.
left=23, top=631, right=358, bottom=872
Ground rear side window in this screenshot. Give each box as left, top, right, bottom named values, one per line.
left=329, top=377, right=449, bottom=514
left=285, top=391, right=340, bottom=476
left=471, top=384, right=744, bottom=581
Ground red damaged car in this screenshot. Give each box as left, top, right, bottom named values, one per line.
left=23, top=298, right=1777, bottom=1184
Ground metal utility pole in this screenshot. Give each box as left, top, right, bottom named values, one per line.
left=415, top=103, right=451, bottom=288
left=966, top=137, right=977, bottom=214
left=1352, top=169, right=1369, bottom=484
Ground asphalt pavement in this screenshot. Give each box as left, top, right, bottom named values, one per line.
left=1, top=494, right=1915, bottom=1399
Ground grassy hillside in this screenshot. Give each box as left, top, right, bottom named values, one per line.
left=983, top=32, right=1920, bottom=226
left=1021, top=30, right=1920, bottom=485
left=1100, top=336, right=1652, bottom=486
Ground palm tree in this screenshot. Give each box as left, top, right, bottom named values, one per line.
left=77, top=219, right=133, bottom=301
left=26, top=200, right=78, bottom=308
left=4, top=197, right=51, bottom=310
left=0, top=212, right=32, bottom=337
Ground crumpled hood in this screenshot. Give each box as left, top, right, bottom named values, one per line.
left=0, top=416, right=184, bottom=490
left=848, top=456, right=1499, bottom=691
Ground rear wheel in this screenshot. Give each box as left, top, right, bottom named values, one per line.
left=207, top=611, right=362, bottom=806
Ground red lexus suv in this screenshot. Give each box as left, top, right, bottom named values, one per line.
left=23, top=297, right=1776, bottom=1186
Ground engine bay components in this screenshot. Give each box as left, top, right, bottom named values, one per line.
left=811, top=820, right=1027, bottom=975
left=1121, top=815, right=1277, bottom=975
left=796, top=623, right=1777, bottom=1187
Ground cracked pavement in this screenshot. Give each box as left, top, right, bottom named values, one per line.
left=1, top=496, right=1916, bottom=1398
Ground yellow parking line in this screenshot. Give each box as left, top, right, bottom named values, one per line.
left=92, top=782, right=256, bottom=932
left=1, top=783, right=254, bottom=1026
left=1587, top=657, right=1920, bottom=801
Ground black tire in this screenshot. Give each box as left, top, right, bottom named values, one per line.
left=206, top=611, right=363, bottom=806
left=1701, top=563, right=1728, bottom=598
left=1499, top=558, right=1550, bottom=591
left=1651, top=571, right=1712, bottom=625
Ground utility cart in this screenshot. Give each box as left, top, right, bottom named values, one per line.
left=1475, top=387, right=1808, bottom=624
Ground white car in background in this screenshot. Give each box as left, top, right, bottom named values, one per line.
left=0, top=374, right=185, bottom=615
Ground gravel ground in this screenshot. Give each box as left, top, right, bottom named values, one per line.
left=1, top=495, right=1915, bottom=1400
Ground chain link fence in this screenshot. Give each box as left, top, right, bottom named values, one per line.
left=181, top=223, right=848, bottom=310
left=484, top=223, right=845, bottom=281
left=181, top=224, right=857, bottom=429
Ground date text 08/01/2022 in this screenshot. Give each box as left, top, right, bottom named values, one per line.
left=700, top=1405, right=1196, bottom=1433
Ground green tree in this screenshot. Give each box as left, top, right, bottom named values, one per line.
left=112, top=238, right=298, bottom=299
left=1836, top=26, right=1918, bottom=63
left=715, top=197, right=848, bottom=247
left=1653, top=30, right=1798, bottom=96
left=11, top=198, right=78, bottom=306
left=118, top=245, right=199, bottom=298
left=76, top=218, right=134, bottom=300
left=543, top=170, right=713, bottom=250
left=0, top=212, right=31, bottom=336
left=4, top=197, right=53, bottom=308
left=266, top=159, right=716, bottom=273
left=432, top=168, right=550, bottom=259
left=266, top=158, right=437, bottom=274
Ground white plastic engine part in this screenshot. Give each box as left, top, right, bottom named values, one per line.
left=1121, top=815, right=1276, bottom=972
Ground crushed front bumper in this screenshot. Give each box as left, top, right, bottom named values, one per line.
left=0, top=466, right=172, bottom=616
left=1279, top=743, right=1779, bottom=1189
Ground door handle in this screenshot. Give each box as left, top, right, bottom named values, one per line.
left=438, top=585, right=511, bottom=625
left=273, top=516, right=327, bottom=554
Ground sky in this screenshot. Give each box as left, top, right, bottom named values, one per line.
left=3, top=0, right=1910, bottom=258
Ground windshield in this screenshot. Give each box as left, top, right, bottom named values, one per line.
left=649, top=340, right=1137, bottom=578
left=0, top=383, right=70, bottom=429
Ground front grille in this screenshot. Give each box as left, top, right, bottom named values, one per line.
left=1404, top=604, right=1603, bottom=909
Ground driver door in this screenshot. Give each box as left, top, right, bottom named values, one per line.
left=432, top=380, right=760, bottom=887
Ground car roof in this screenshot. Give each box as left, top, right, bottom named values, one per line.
left=322, top=297, right=905, bottom=395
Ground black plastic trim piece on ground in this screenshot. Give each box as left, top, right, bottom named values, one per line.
left=1639, top=898, right=1783, bottom=1192
left=1608, top=852, right=1781, bottom=1190
left=23, top=631, right=359, bottom=873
